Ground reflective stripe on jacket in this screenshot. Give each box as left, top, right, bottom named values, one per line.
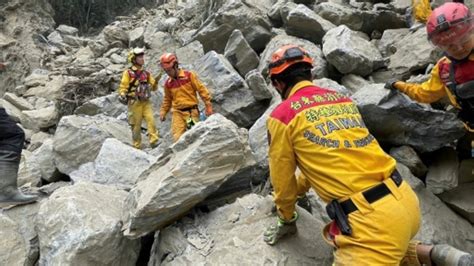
left=267, top=80, right=396, bottom=221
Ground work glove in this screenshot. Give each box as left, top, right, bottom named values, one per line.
left=263, top=212, right=298, bottom=245
left=384, top=78, right=399, bottom=91
left=205, top=105, right=213, bottom=116
left=118, top=94, right=128, bottom=105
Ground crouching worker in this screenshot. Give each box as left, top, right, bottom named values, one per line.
left=263, top=45, right=472, bottom=265
left=118, top=48, right=160, bottom=149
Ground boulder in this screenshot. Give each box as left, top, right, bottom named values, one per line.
left=122, top=114, right=256, bottom=238
left=351, top=86, right=465, bottom=153
left=36, top=182, right=140, bottom=265
left=224, top=29, right=260, bottom=77
left=53, top=115, right=131, bottom=174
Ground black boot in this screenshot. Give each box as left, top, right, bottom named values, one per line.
left=0, top=161, right=38, bottom=207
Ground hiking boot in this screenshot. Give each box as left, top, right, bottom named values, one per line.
left=431, top=244, right=473, bottom=266
left=296, top=194, right=312, bottom=214
left=263, top=213, right=298, bottom=245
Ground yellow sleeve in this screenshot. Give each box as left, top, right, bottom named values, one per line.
left=267, top=117, right=298, bottom=221
left=148, top=73, right=157, bottom=91
left=160, top=86, right=172, bottom=116
left=393, top=63, right=447, bottom=103
left=190, top=71, right=212, bottom=107
left=118, top=70, right=131, bottom=96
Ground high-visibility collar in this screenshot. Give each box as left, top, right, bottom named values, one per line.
left=287, top=80, right=315, bottom=98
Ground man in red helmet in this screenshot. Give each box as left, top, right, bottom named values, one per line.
left=265, top=45, right=472, bottom=265
left=159, top=52, right=213, bottom=142
left=386, top=2, right=474, bottom=160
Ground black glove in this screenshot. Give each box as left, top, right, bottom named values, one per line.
left=118, top=94, right=128, bottom=105
left=384, top=78, right=399, bottom=90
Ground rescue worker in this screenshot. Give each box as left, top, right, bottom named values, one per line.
left=0, top=62, right=38, bottom=206
left=118, top=48, right=160, bottom=149
left=386, top=2, right=474, bottom=160
left=263, top=45, right=472, bottom=265
left=159, top=53, right=213, bottom=142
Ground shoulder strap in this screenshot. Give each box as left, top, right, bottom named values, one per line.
left=126, top=69, right=139, bottom=94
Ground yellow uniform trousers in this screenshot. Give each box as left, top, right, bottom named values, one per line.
left=318, top=178, right=421, bottom=265
left=128, top=100, right=159, bottom=149
left=171, top=108, right=199, bottom=142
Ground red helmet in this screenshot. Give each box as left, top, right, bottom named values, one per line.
left=268, top=45, right=313, bottom=77
left=426, top=3, right=473, bottom=48
left=160, top=53, right=178, bottom=69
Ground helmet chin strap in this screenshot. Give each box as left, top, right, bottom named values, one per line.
left=445, top=49, right=474, bottom=63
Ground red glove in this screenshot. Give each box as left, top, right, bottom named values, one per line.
left=205, top=105, right=213, bottom=116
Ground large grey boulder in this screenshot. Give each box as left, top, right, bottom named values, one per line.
left=3, top=92, right=34, bottom=111
left=36, top=182, right=140, bottom=265
left=18, top=150, right=41, bottom=187
left=2, top=202, right=43, bottom=266
left=149, top=194, right=333, bottom=265
left=439, top=182, right=474, bottom=223
left=122, top=114, right=256, bottom=238
left=313, top=78, right=351, bottom=95
left=314, top=2, right=406, bottom=35
left=352, top=86, right=465, bottom=153
left=398, top=164, right=474, bottom=251
left=21, top=105, right=59, bottom=131
left=390, top=145, right=427, bottom=178
left=245, top=70, right=274, bottom=101
left=388, top=28, right=441, bottom=78
left=224, top=29, right=260, bottom=77
left=341, top=74, right=371, bottom=94
left=74, top=93, right=127, bottom=118
left=53, top=115, right=131, bottom=174
left=258, top=34, right=328, bottom=79
left=425, top=148, right=459, bottom=195
left=0, top=99, right=24, bottom=123
left=70, top=138, right=156, bottom=190
left=377, top=28, right=410, bottom=57
left=0, top=215, right=30, bottom=266
left=323, top=25, right=383, bottom=76
left=283, top=4, right=336, bottom=45
left=31, top=138, right=60, bottom=183
left=193, top=51, right=268, bottom=128
left=103, top=22, right=129, bottom=45
left=192, top=0, right=272, bottom=53
left=175, top=41, right=205, bottom=67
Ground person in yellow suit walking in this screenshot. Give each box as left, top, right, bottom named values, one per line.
left=118, top=48, right=160, bottom=149
left=263, top=45, right=472, bottom=265
left=159, top=52, right=213, bottom=142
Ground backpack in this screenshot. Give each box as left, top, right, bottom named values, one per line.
left=127, top=69, right=151, bottom=101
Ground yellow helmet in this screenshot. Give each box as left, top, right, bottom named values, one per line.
left=127, top=47, right=145, bottom=64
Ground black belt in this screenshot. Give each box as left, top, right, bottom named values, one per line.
left=340, top=170, right=403, bottom=215
left=177, top=105, right=198, bottom=112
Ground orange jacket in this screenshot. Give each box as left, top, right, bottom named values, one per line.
left=267, top=81, right=396, bottom=220
left=393, top=53, right=474, bottom=131
left=160, top=69, right=212, bottom=116
left=118, top=65, right=158, bottom=98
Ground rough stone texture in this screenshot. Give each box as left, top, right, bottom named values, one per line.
left=53, top=115, right=131, bottom=174
left=192, top=0, right=272, bottom=53
left=425, top=148, right=459, bottom=195
left=258, top=33, right=328, bottom=79
left=27, top=131, right=51, bottom=151
left=0, top=99, right=24, bottom=123
left=323, top=25, right=383, bottom=76
left=2, top=202, right=43, bottom=266
left=24, top=75, right=68, bottom=101
left=128, top=26, right=145, bottom=48
left=377, top=28, right=410, bottom=57
left=439, top=182, right=474, bottom=224
left=56, top=24, right=79, bottom=36
left=314, top=2, right=406, bottom=35
left=313, top=78, right=351, bottom=96
left=193, top=51, right=268, bottom=128
left=21, top=105, right=59, bottom=131
left=0, top=215, right=29, bottom=266
left=24, top=69, right=49, bottom=88
left=122, top=114, right=256, bottom=238
left=283, top=4, right=335, bottom=45
left=36, top=182, right=140, bottom=265
left=150, top=194, right=333, bottom=265
left=175, top=41, right=205, bottom=68
left=74, top=93, right=127, bottom=118
left=245, top=70, right=273, bottom=101
left=18, top=150, right=41, bottom=187
left=352, top=85, right=465, bottom=153
left=70, top=138, right=156, bottom=190
left=390, top=145, right=428, bottom=178
left=340, top=74, right=371, bottom=94
left=3, top=92, right=34, bottom=111
left=388, top=28, right=442, bottom=78
left=224, top=29, right=260, bottom=77
left=32, top=138, right=61, bottom=183
left=458, top=159, right=474, bottom=184
left=103, top=22, right=129, bottom=45
left=398, top=164, right=474, bottom=252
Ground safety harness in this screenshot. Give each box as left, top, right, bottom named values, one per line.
left=439, top=52, right=474, bottom=128
left=126, top=68, right=151, bottom=101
